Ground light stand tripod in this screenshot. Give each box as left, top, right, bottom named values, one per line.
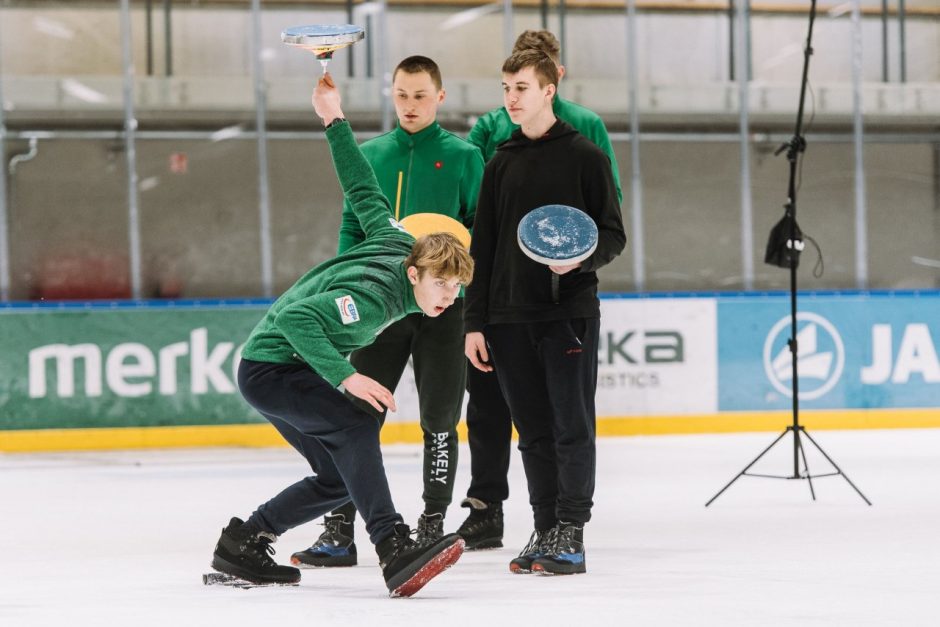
left=706, top=0, right=870, bottom=507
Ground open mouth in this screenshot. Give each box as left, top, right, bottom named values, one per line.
left=433, top=306, right=446, bottom=314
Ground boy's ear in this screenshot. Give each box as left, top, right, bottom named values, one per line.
left=407, top=266, right=419, bottom=285
left=437, top=88, right=446, bottom=104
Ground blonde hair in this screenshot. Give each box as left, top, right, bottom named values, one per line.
left=404, top=233, right=474, bottom=285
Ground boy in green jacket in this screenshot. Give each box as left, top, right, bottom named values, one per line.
left=293, top=56, right=484, bottom=567
left=209, top=73, right=472, bottom=598
left=457, top=29, right=622, bottom=551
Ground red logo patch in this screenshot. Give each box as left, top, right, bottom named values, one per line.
left=434, top=161, right=443, bottom=169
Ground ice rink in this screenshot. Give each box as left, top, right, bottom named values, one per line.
left=3, top=428, right=938, bottom=626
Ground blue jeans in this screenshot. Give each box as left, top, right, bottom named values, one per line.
left=238, top=359, right=403, bottom=545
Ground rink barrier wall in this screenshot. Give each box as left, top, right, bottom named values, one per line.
left=1, top=408, right=939, bottom=453
left=2, top=291, right=939, bottom=452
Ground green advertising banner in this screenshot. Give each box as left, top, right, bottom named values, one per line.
left=0, top=304, right=270, bottom=430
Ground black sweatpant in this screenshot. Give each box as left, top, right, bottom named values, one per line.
left=486, top=318, right=600, bottom=530
left=238, top=359, right=403, bottom=545
left=345, top=298, right=466, bottom=515
left=465, top=364, right=513, bottom=503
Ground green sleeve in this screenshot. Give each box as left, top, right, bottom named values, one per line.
left=467, top=115, right=497, bottom=163
left=459, top=146, right=485, bottom=231
left=326, top=122, right=402, bottom=241
left=337, top=197, right=365, bottom=254
left=584, top=120, right=623, bottom=205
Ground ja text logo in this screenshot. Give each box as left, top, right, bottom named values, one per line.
left=762, top=312, right=845, bottom=400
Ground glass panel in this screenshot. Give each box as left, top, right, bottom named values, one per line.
left=2, top=3, right=128, bottom=300
left=864, top=142, right=940, bottom=289
left=2, top=1, right=938, bottom=300
left=636, top=141, right=745, bottom=292
left=133, top=4, right=261, bottom=298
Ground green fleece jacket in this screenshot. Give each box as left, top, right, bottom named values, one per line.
left=467, top=95, right=623, bottom=203
left=241, top=122, right=421, bottom=387
left=337, top=121, right=485, bottom=254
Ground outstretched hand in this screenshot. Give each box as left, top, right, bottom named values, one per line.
left=313, top=72, right=344, bottom=127
left=342, top=372, right=396, bottom=413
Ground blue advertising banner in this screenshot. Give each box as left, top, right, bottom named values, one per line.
left=719, top=292, right=940, bottom=411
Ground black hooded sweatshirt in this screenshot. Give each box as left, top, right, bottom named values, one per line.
left=464, top=118, right=626, bottom=331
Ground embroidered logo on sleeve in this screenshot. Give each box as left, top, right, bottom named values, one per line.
left=335, top=295, right=360, bottom=325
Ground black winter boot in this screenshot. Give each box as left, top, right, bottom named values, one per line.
left=415, top=513, right=445, bottom=546
left=455, top=498, right=503, bottom=550
left=211, top=517, right=301, bottom=585
left=508, top=527, right=556, bottom=574
left=376, top=523, right=464, bottom=597
left=290, top=513, right=357, bottom=567
left=531, top=521, right=586, bottom=575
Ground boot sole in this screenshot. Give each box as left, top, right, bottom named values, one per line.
left=464, top=538, right=503, bottom=551
left=388, top=537, right=465, bottom=598
left=531, top=560, right=586, bottom=575
left=210, top=555, right=301, bottom=585
left=203, top=572, right=299, bottom=588
left=290, top=553, right=358, bottom=568
left=509, top=562, right=532, bottom=574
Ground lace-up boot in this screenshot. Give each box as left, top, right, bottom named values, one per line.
left=211, top=517, right=300, bottom=584
left=508, top=527, right=556, bottom=574
left=415, top=512, right=445, bottom=546
left=377, top=523, right=465, bottom=597
left=290, top=513, right=357, bottom=567
left=455, top=498, right=503, bottom=550
left=531, top=521, right=586, bottom=575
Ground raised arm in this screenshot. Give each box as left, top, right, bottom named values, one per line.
left=313, top=74, right=406, bottom=242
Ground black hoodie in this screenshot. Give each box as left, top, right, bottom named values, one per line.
left=464, top=119, right=626, bottom=331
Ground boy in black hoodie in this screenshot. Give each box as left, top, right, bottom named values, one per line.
left=463, top=49, right=626, bottom=576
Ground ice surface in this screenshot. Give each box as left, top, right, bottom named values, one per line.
left=3, top=430, right=938, bottom=626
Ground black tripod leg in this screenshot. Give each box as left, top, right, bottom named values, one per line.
left=800, top=429, right=872, bottom=505
left=795, top=428, right=816, bottom=500
left=705, top=429, right=790, bottom=507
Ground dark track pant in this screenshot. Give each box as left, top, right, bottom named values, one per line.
left=465, top=364, right=513, bottom=503
left=238, top=359, right=403, bottom=545
left=342, top=299, right=466, bottom=516
left=486, top=318, right=600, bottom=530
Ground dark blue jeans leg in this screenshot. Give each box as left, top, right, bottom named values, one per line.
left=238, top=359, right=403, bottom=545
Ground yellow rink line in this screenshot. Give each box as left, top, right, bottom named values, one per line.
left=2, top=408, right=939, bottom=453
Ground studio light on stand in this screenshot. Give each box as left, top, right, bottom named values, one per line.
left=705, top=0, right=870, bottom=507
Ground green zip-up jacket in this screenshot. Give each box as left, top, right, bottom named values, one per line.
left=467, top=95, right=623, bottom=203
left=337, top=121, right=485, bottom=254
left=241, top=121, right=421, bottom=387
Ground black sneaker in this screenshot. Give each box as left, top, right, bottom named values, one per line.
left=211, top=517, right=301, bottom=585
left=377, top=523, right=464, bottom=598
left=290, top=514, right=357, bottom=567
left=415, top=513, right=444, bottom=546
left=455, top=498, right=503, bottom=550
left=531, top=521, right=586, bottom=575
left=508, top=527, right=556, bottom=574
